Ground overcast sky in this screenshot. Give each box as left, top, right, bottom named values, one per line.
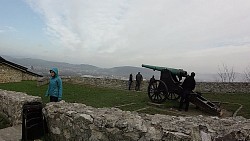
left=0, top=0, right=250, bottom=73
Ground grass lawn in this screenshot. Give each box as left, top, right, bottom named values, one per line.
left=0, top=81, right=249, bottom=119
left=202, top=93, right=250, bottom=118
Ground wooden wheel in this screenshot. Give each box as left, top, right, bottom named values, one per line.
left=167, top=92, right=180, bottom=100
left=148, top=80, right=168, bottom=104
left=167, top=86, right=182, bottom=100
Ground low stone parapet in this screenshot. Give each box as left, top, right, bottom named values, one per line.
left=37, top=77, right=49, bottom=86
left=0, top=89, right=249, bottom=140
left=195, top=82, right=250, bottom=93
left=43, top=101, right=250, bottom=141
left=0, top=89, right=42, bottom=125
left=66, top=77, right=149, bottom=92
left=66, top=77, right=250, bottom=93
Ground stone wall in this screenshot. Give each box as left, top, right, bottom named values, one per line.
left=22, top=72, right=39, bottom=81
left=196, top=82, right=250, bottom=93
left=37, top=76, right=50, bottom=86
left=66, top=77, right=148, bottom=91
left=66, top=77, right=250, bottom=93
left=43, top=101, right=250, bottom=141
left=0, top=89, right=249, bottom=140
left=0, top=89, right=42, bottom=125
left=0, top=64, right=39, bottom=83
left=0, top=64, right=22, bottom=83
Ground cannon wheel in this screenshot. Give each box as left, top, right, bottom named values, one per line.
left=148, top=80, right=168, bottom=104
left=166, top=86, right=182, bottom=100
left=167, top=91, right=180, bottom=100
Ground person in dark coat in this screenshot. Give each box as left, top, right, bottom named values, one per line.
left=135, top=72, right=143, bottom=91
left=128, top=74, right=133, bottom=90
left=149, top=75, right=156, bottom=88
left=149, top=75, right=155, bottom=84
left=179, top=72, right=196, bottom=111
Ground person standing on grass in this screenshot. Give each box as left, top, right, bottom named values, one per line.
left=45, top=68, right=63, bottom=102
left=179, top=72, right=196, bottom=111
left=128, top=73, right=133, bottom=90
left=135, top=72, right=143, bottom=91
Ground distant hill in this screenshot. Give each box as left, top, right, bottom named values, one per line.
left=1, top=55, right=159, bottom=80
left=1, top=55, right=245, bottom=82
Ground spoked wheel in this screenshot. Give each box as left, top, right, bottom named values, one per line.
left=167, top=86, right=182, bottom=100
left=148, top=80, right=168, bottom=104
left=167, top=92, right=180, bottom=100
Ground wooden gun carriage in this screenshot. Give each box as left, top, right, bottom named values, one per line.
left=142, top=64, right=221, bottom=115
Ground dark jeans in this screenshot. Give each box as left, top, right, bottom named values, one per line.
left=179, top=90, right=191, bottom=111
left=50, top=96, right=58, bottom=102
left=128, top=81, right=132, bottom=90
left=135, top=81, right=141, bottom=91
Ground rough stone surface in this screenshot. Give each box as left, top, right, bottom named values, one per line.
left=43, top=101, right=250, bottom=141
left=37, top=76, right=49, bottom=86
left=0, top=125, right=22, bottom=141
left=0, top=63, right=38, bottom=83
left=0, top=89, right=42, bottom=125
left=66, top=76, right=146, bottom=91
left=1, top=89, right=250, bottom=141
left=0, top=64, right=22, bottom=83
left=196, top=82, right=250, bottom=93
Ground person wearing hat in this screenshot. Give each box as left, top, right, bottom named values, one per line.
left=45, top=68, right=63, bottom=102
left=178, top=72, right=196, bottom=111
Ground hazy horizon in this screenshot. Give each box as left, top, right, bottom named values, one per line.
left=2, top=54, right=248, bottom=82
left=1, top=0, right=250, bottom=74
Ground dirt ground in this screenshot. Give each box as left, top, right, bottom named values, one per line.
left=146, top=102, right=233, bottom=118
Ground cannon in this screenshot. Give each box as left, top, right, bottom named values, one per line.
left=142, top=64, right=221, bottom=116
left=142, top=64, right=187, bottom=103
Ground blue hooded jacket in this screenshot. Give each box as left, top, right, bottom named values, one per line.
left=45, top=68, right=63, bottom=100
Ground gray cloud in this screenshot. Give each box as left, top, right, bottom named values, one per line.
left=25, top=0, right=250, bottom=73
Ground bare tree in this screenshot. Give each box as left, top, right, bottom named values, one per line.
left=217, top=64, right=236, bottom=82
left=244, top=67, right=250, bottom=82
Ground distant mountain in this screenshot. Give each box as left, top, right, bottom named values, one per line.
left=1, top=55, right=245, bottom=82
left=1, top=55, right=159, bottom=80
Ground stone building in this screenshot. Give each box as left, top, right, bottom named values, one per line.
left=0, top=56, right=42, bottom=83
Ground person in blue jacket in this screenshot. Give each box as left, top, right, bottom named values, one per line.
left=45, top=68, right=63, bottom=102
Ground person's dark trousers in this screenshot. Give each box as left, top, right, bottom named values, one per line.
left=184, top=91, right=190, bottom=111
left=135, top=81, right=140, bottom=91
left=138, top=82, right=141, bottom=91
left=128, top=81, right=132, bottom=90
left=179, top=96, right=184, bottom=111
left=135, top=81, right=138, bottom=91
left=50, top=96, right=58, bottom=102
left=179, top=90, right=190, bottom=111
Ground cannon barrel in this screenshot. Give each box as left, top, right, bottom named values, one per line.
left=142, top=64, right=187, bottom=77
